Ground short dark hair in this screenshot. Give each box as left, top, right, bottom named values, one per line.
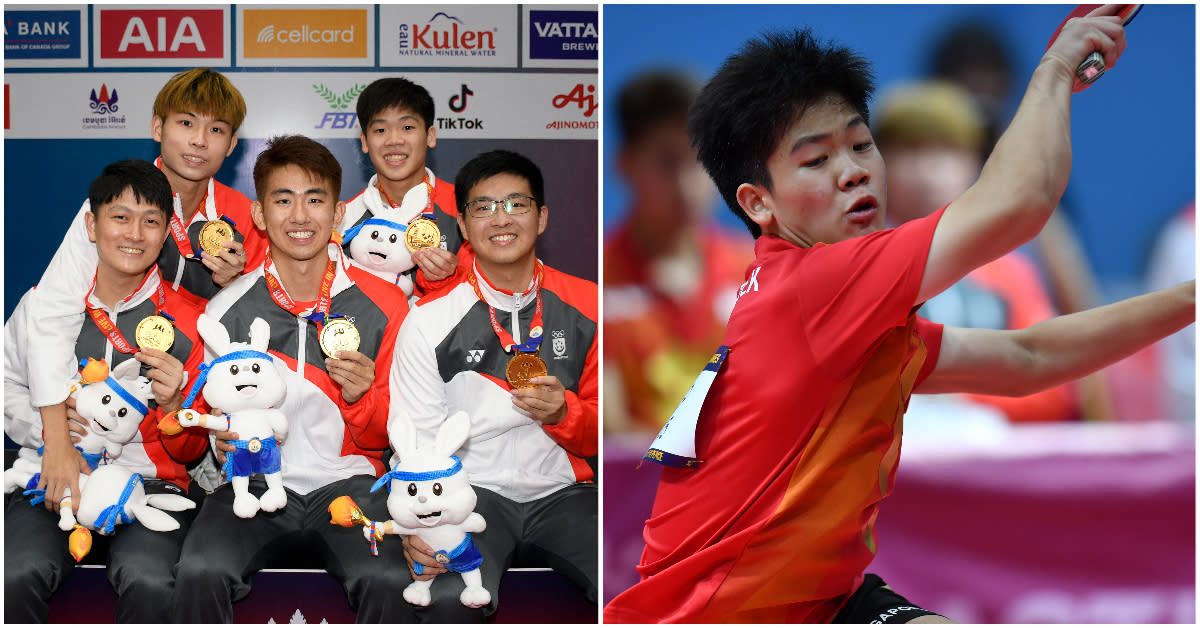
left=252, top=135, right=342, bottom=202
left=356, top=77, right=435, bottom=131
left=618, top=69, right=700, bottom=145
left=88, top=159, right=173, bottom=217
left=454, top=150, right=545, bottom=211
left=689, top=29, right=874, bottom=238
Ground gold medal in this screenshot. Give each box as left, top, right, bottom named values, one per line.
left=135, top=315, right=175, bottom=351
left=505, top=352, right=548, bottom=389
left=404, top=218, right=441, bottom=252
left=197, top=219, right=235, bottom=257
left=320, top=317, right=361, bottom=358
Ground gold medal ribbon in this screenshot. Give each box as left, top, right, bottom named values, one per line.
left=85, top=268, right=169, bottom=355
left=467, top=262, right=545, bottom=354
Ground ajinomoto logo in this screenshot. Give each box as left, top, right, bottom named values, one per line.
left=243, top=9, right=366, bottom=58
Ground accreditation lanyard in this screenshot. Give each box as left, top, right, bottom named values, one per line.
left=376, top=172, right=436, bottom=222
left=85, top=270, right=169, bottom=355
left=263, top=252, right=339, bottom=333
left=467, top=263, right=544, bottom=354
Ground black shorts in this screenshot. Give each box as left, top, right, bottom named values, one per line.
left=831, top=573, right=942, bottom=624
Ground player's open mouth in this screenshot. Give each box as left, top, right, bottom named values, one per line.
left=288, top=231, right=315, bottom=241
left=846, top=198, right=878, bottom=223
left=490, top=234, right=517, bottom=244
left=183, top=155, right=206, bottom=165
left=118, top=247, right=144, bottom=255
left=384, top=153, right=408, bottom=165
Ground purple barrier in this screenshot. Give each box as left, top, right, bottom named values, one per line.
left=602, top=423, right=1195, bottom=623
left=50, top=566, right=595, bottom=623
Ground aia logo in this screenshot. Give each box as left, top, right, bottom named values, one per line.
left=90, top=84, right=119, bottom=114
left=98, top=9, right=224, bottom=59
left=552, top=84, right=596, bottom=117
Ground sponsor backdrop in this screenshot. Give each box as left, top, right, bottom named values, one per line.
left=4, top=4, right=599, bottom=318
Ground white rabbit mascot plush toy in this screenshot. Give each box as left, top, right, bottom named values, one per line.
left=4, top=357, right=152, bottom=498
left=59, top=464, right=196, bottom=561
left=332, top=411, right=489, bottom=608
left=343, top=183, right=430, bottom=299
left=168, top=314, right=288, bottom=518
left=5, top=358, right=194, bottom=561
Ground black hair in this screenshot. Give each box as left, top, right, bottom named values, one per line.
left=618, top=69, right=700, bottom=145
left=253, top=135, right=343, bottom=202
left=356, top=77, right=435, bottom=131
left=88, top=159, right=173, bottom=217
left=689, top=28, right=874, bottom=238
left=454, top=150, right=546, bottom=211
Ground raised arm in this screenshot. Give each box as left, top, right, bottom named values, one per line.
left=919, top=280, right=1195, bottom=397
left=918, top=7, right=1128, bottom=304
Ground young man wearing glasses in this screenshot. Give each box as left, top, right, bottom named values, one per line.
left=386, top=150, right=598, bottom=621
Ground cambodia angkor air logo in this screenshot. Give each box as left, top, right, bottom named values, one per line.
left=313, top=82, right=365, bottom=129
left=90, top=84, right=119, bottom=114
left=83, top=83, right=126, bottom=130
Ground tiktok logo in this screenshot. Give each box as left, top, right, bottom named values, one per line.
left=449, top=84, right=473, bottom=113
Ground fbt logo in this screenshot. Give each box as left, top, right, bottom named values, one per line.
left=528, top=10, right=597, bottom=61
left=312, top=83, right=365, bottom=130
left=98, top=9, right=224, bottom=59
left=243, top=9, right=366, bottom=59
left=397, top=11, right=497, bottom=58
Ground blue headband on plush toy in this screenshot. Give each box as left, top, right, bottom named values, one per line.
left=78, top=359, right=150, bottom=417
left=370, top=455, right=463, bottom=493
left=181, top=349, right=274, bottom=409
left=342, top=218, right=408, bottom=247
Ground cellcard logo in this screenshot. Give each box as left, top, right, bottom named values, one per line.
left=397, top=11, right=498, bottom=58
left=98, top=9, right=224, bottom=59
left=243, top=9, right=366, bottom=58
left=528, top=10, right=597, bottom=61
left=312, top=83, right=366, bottom=130
left=82, top=84, right=127, bottom=131
left=4, top=9, right=81, bottom=59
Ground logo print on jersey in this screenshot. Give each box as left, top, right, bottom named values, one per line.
left=467, top=349, right=485, bottom=363
left=551, top=330, right=567, bottom=359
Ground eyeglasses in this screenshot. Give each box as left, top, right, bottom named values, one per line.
left=464, top=194, right=538, bottom=219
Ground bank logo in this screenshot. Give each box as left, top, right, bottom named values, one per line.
left=98, top=9, right=224, bottom=60
left=82, top=84, right=127, bottom=131
left=4, top=9, right=82, bottom=60
left=243, top=9, right=366, bottom=59
left=397, top=11, right=497, bottom=58
left=312, top=83, right=365, bottom=130
left=528, top=10, right=597, bottom=61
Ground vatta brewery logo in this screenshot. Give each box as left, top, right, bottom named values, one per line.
left=397, top=11, right=497, bottom=58
left=98, top=9, right=224, bottom=59
left=83, top=84, right=127, bottom=130
left=546, top=82, right=597, bottom=131
left=243, top=9, right=366, bottom=58
left=528, top=10, right=597, bottom=61
left=312, top=83, right=365, bottom=130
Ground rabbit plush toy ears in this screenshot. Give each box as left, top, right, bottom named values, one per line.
left=181, top=314, right=283, bottom=412
left=370, top=411, right=471, bottom=493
